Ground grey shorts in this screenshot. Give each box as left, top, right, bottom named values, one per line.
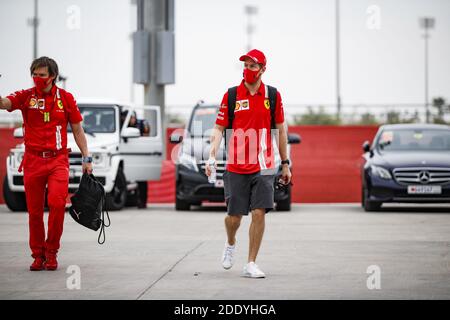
left=223, top=170, right=275, bottom=215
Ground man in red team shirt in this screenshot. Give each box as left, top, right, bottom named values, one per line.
left=206, top=49, right=291, bottom=278
left=0, top=57, right=92, bottom=271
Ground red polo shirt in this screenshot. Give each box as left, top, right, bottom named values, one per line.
left=7, top=85, right=83, bottom=152
left=215, top=80, right=285, bottom=174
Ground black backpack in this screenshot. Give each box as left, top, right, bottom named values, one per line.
left=226, top=85, right=278, bottom=130
left=69, top=173, right=111, bottom=244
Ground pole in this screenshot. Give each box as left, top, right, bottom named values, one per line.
left=424, top=26, right=429, bottom=123
left=244, top=6, right=257, bottom=52
left=335, top=0, right=341, bottom=120
left=246, top=16, right=251, bottom=52
left=143, top=0, right=167, bottom=157
left=33, top=0, right=38, bottom=59
left=420, top=17, right=435, bottom=123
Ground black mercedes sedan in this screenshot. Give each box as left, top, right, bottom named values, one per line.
left=361, top=124, right=450, bottom=211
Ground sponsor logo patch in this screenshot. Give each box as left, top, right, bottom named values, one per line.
left=38, top=99, right=45, bottom=110
left=29, top=98, right=37, bottom=109
left=235, top=99, right=249, bottom=112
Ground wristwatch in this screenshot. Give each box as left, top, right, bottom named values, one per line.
left=82, top=156, right=93, bottom=163
left=208, top=157, right=216, bottom=167
left=281, top=159, right=290, bottom=166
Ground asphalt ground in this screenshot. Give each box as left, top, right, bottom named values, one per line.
left=0, top=203, right=449, bottom=300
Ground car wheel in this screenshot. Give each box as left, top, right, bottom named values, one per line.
left=106, top=168, right=127, bottom=211
left=125, top=189, right=138, bottom=207
left=276, top=185, right=291, bottom=211
left=3, top=176, right=27, bottom=212
left=175, top=197, right=191, bottom=211
left=362, top=187, right=382, bottom=212
left=175, top=176, right=191, bottom=211
left=361, top=186, right=365, bottom=208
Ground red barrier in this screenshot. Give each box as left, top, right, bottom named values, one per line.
left=147, top=127, right=180, bottom=203
left=288, top=126, right=379, bottom=203
left=148, top=125, right=379, bottom=203
left=0, top=126, right=378, bottom=205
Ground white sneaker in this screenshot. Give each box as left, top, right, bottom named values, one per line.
left=242, top=262, right=266, bottom=278
left=222, top=243, right=235, bottom=270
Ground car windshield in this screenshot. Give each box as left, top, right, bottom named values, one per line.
left=68, top=105, right=116, bottom=133
left=377, top=129, right=450, bottom=152
left=188, top=107, right=218, bottom=137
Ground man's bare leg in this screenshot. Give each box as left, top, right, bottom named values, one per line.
left=225, top=215, right=242, bottom=245
left=248, top=208, right=265, bottom=262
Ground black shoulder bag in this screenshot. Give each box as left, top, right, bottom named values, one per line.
left=69, top=173, right=111, bottom=244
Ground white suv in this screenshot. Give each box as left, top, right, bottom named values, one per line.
left=3, top=99, right=163, bottom=211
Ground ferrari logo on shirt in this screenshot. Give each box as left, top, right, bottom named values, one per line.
left=264, top=99, right=270, bottom=110
left=43, top=112, right=50, bottom=122
left=57, top=100, right=64, bottom=109
left=29, top=98, right=37, bottom=109
left=235, top=99, right=249, bottom=112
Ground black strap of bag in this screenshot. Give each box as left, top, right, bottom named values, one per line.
left=96, top=177, right=111, bottom=245
left=267, top=85, right=278, bottom=129
left=224, top=86, right=238, bottom=152
left=227, top=86, right=238, bottom=131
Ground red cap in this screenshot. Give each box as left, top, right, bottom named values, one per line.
left=239, top=49, right=266, bottom=66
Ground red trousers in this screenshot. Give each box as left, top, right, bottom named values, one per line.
left=23, top=152, right=69, bottom=258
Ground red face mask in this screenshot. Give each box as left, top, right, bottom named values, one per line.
left=243, top=68, right=260, bottom=84
left=33, top=76, right=51, bottom=92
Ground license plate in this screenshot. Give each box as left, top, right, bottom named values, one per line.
left=407, top=185, right=442, bottom=194
left=214, top=179, right=224, bottom=188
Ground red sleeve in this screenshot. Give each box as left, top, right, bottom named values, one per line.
left=64, top=91, right=83, bottom=124
left=215, top=92, right=229, bottom=128
left=6, top=89, right=30, bottom=112
left=274, top=91, right=284, bottom=124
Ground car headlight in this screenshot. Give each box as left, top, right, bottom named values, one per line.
left=371, top=165, right=392, bottom=179
left=14, top=152, right=24, bottom=168
left=178, top=152, right=198, bottom=172
left=92, top=152, right=109, bottom=167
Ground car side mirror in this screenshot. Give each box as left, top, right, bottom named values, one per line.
left=362, top=141, right=371, bottom=153
left=288, top=133, right=301, bottom=144
left=121, top=127, right=141, bottom=138
left=13, top=127, right=24, bottom=138
left=170, top=134, right=183, bottom=144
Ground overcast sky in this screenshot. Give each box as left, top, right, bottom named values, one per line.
left=1, top=0, right=449, bottom=109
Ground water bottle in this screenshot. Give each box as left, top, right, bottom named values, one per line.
left=208, top=158, right=216, bottom=184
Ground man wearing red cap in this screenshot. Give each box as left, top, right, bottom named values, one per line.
left=206, top=49, right=291, bottom=278
left=0, top=57, right=92, bottom=271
